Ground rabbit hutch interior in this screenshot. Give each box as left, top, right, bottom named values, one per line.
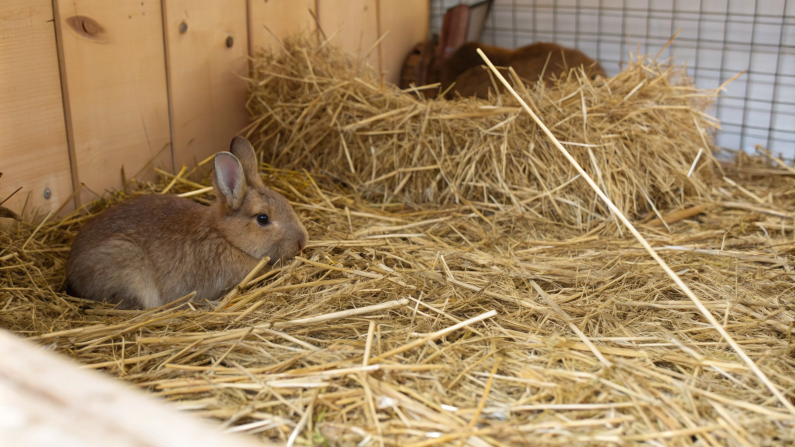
left=2, top=0, right=795, bottom=445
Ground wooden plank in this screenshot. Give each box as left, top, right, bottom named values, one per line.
left=163, top=0, right=250, bottom=169
left=0, top=330, right=282, bottom=447
left=248, top=0, right=317, bottom=55
left=53, top=0, right=173, bottom=205
left=377, top=0, right=429, bottom=85
left=0, top=0, right=73, bottom=219
left=317, top=0, right=380, bottom=70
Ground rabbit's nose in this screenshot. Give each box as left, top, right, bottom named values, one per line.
left=298, top=238, right=307, bottom=252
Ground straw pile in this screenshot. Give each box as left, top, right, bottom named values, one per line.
left=244, top=36, right=720, bottom=227
left=2, top=38, right=795, bottom=446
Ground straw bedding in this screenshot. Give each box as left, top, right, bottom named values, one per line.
left=2, top=38, right=795, bottom=446
left=244, top=37, right=720, bottom=226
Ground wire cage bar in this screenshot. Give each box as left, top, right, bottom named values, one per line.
left=430, top=0, right=795, bottom=160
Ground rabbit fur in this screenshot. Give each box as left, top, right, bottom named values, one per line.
left=439, top=41, right=607, bottom=99
left=65, top=137, right=308, bottom=310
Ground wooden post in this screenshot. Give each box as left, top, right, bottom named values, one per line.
left=163, top=0, right=250, bottom=170
left=0, top=0, right=73, bottom=217
left=317, top=0, right=381, bottom=70
left=248, top=0, right=317, bottom=55
left=378, top=0, right=430, bottom=85
left=0, top=329, right=283, bottom=447
left=52, top=0, right=173, bottom=205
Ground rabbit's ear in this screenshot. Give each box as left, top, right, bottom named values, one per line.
left=214, top=152, right=247, bottom=211
left=229, top=136, right=263, bottom=187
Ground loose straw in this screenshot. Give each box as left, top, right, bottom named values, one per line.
left=286, top=388, right=319, bottom=447
left=476, top=47, right=795, bottom=415
left=456, top=357, right=502, bottom=447
left=369, top=310, right=497, bottom=363
left=21, top=211, right=54, bottom=250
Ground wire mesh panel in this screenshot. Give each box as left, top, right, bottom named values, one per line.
left=430, top=0, right=795, bottom=160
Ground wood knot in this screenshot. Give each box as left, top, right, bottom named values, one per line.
left=66, top=16, right=106, bottom=41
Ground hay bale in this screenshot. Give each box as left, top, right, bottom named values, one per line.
left=245, top=35, right=720, bottom=226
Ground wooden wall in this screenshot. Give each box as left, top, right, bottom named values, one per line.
left=0, top=0, right=428, bottom=218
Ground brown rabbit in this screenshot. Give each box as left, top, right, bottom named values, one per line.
left=439, top=41, right=606, bottom=99
left=65, top=137, right=309, bottom=310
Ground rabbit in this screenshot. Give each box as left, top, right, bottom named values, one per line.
left=438, top=41, right=606, bottom=99
left=65, top=136, right=309, bottom=310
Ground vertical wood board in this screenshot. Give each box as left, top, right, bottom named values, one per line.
left=378, top=0, right=429, bottom=85
left=0, top=0, right=73, bottom=218
left=317, top=0, right=380, bottom=70
left=163, top=0, right=250, bottom=169
left=1, top=0, right=429, bottom=220
left=248, top=0, right=317, bottom=55
left=54, top=0, right=173, bottom=204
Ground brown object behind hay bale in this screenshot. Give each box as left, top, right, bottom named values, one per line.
left=397, top=41, right=438, bottom=99
left=246, top=35, right=718, bottom=228
left=439, top=41, right=608, bottom=98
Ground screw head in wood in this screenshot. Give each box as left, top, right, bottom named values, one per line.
left=179, top=22, right=188, bottom=33
left=44, top=189, right=51, bottom=199
left=226, top=36, right=234, bottom=48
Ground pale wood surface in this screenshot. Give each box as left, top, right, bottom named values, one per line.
left=54, top=0, right=173, bottom=205
left=0, top=0, right=74, bottom=218
left=318, top=0, right=381, bottom=70
left=1, top=0, right=427, bottom=215
left=164, top=0, right=250, bottom=169
left=378, top=0, right=430, bottom=84
left=248, top=0, right=317, bottom=55
left=0, top=329, right=282, bottom=447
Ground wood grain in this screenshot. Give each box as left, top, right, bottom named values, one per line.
left=248, top=0, right=317, bottom=55
left=377, top=0, right=429, bottom=84
left=0, top=329, right=279, bottom=447
left=54, top=0, right=173, bottom=204
left=0, top=0, right=73, bottom=218
left=164, top=0, right=250, bottom=169
left=318, top=0, right=380, bottom=70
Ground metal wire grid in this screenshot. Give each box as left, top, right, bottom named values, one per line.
left=430, top=0, right=795, bottom=160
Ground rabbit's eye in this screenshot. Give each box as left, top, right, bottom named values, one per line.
left=256, top=214, right=270, bottom=226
